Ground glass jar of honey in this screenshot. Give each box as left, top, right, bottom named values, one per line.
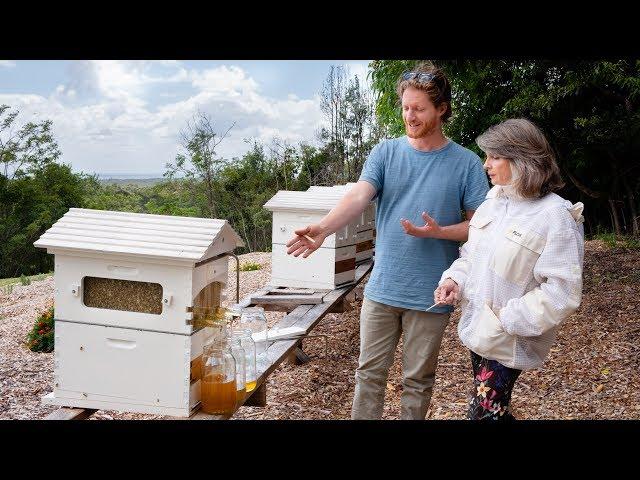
left=200, top=341, right=237, bottom=416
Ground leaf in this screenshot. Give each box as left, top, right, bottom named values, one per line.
left=601, top=368, right=610, bottom=376
left=593, top=384, right=604, bottom=393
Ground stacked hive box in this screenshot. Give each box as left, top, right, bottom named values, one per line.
left=308, top=184, right=376, bottom=263
left=34, top=208, right=244, bottom=417
left=264, top=191, right=359, bottom=290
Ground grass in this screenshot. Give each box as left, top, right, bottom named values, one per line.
left=592, top=233, right=640, bottom=250
left=0, top=272, right=53, bottom=294
left=239, top=262, right=262, bottom=272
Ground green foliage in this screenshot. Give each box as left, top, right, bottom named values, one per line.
left=594, top=232, right=640, bottom=249
left=369, top=60, right=419, bottom=137
left=19, top=274, right=31, bottom=286
left=369, top=59, right=640, bottom=237
left=27, top=305, right=55, bottom=353
left=1, top=104, right=61, bottom=178
left=594, top=232, right=619, bottom=248
left=239, top=262, right=262, bottom=271
left=0, top=162, right=97, bottom=278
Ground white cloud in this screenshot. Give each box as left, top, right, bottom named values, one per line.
left=0, top=60, right=16, bottom=68
left=1, top=61, right=328, bottom=174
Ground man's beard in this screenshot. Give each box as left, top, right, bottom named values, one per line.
left=404, top=118, right=438, bottom=139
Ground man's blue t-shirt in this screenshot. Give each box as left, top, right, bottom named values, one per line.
left=359, top=136, right=489, bottom=313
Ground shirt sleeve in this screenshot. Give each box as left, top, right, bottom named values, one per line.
left=498, top=222, right=585, bottom=337
left=462, top=154, right=490, bottom=211
left=438, top=206, right=488, bottom=292
left=358, top=141, right=385, bottom=196
left=439, top=236, right=473, bottom=293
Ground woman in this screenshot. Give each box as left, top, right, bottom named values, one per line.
left=434, top=118, right=584, bottom=420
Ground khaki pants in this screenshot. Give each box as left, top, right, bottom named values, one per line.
left=351, top=297, right=451, bottom=420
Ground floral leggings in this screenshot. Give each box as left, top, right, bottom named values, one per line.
left=467, top=351, right=522, bottom=421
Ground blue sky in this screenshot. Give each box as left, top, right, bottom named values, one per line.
left=0, top=60, right=371, bottom=175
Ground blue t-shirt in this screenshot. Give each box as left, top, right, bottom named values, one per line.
left=359, top=136, right=489, bottom=313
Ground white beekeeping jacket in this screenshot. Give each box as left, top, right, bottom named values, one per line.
left=440, top=184, right=585, bottom=370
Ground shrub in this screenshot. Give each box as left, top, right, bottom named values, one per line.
left=20, top=274, right=31, bottom=286
left=27, top=305, right=55, bottom=352
left=239, top=262, right=262, bottom=272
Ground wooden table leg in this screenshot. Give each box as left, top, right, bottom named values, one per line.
left=244, top=382, right=267, bottom=407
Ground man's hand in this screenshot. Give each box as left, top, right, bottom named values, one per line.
left=434, top=278, right=460, bottom=305
left=286, top=224, right=327, bottom=258
left=400, top=212, right=442, bottom=239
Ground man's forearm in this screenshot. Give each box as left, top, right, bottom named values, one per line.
left=318, top=185, right=373, bottom=236
left=435, top=220, right=470, bottom=242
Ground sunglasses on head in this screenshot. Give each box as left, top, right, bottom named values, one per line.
left=402, top=71, right=436, bottom=83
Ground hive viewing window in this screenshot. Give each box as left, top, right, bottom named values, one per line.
left=82, top=276, right=163, bottom=315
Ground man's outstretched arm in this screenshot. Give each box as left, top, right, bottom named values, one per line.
left=286, top=181, right=376, bottom=258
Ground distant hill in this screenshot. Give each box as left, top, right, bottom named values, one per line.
left=98, top=177, right=166, bottom=187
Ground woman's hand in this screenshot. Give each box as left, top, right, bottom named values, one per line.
left=286, top=224, right=327, bottom=258
left=400, top=212, right=442, bottom=238
left=434, top=278, right=460, bottom=305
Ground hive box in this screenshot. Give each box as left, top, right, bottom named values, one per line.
left=34, top=208, right=244, bottom=417
left=264, top=191, right=358, bottom=290
left=307, top=185, right=376, bottom=262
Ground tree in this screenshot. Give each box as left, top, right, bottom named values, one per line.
left=369, top=59, right=640, bottom=236
left=317, top=66, right=384, bottom=184
left=0, top=162, right=94, bottom=277
left=0, top=104, right=61, bottom=179
left=165, top=111, right=235, bottom=218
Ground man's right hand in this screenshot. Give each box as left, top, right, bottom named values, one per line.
left=286, top=224, right=327, bottom=258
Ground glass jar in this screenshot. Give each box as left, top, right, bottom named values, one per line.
left=240, top=306, right=269, bottom=364
left=200, top=341, right=237, bottom=415
left=227, top=335, right=246, bottom=404
left=233, top=328, right=257, bottom=392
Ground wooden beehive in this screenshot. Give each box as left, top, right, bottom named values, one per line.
left=33, top=208, right=244, bottom=417
left=308, top=184, right=376, bottom=262
left=264, top=191, right=358, bottom=289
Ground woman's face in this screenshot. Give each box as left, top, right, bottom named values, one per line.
left=484, top=154, right=512, bottom=185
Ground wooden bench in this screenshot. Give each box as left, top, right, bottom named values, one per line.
left=45, top=259, right=373, bottom=420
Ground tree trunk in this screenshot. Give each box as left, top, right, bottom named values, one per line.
left=608, top=198, right=622, bottom=235
left=622, top=176, right=639, bottom=236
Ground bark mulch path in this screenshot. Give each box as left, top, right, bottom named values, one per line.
left=1, top=241, right=638, bottom=420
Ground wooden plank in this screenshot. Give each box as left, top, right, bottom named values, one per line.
left=244, top=382, right=267, bottom=407
left=238, top=285, right=272, bottom=308
left=327, top=298, right=353, bottom=313
left=269, top=288, right=322, bottom=295
left=250, top=293, right=324, bottom=305
left=45, top=407, right=97, bottom=420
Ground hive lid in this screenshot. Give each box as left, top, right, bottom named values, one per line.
left=263, top=190, right=345, bottom=212
left=33, top=208, right=244, bottom=263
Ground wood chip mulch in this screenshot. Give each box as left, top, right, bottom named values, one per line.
left=1, top=242, right=638, bottom=420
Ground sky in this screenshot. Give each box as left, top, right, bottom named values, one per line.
left=0, top=60, right=371, bottom=176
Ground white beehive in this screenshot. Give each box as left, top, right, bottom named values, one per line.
left=34, top=208, right=244, bottom=417
left=308, top=184, right=376, bottom=262
left=264, top=191, right=358, bottom=289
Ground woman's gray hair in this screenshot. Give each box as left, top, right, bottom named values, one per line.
left=476, top=118, right=564, bottom=198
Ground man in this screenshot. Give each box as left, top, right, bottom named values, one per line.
left=285, top=62, right=489, bottom=419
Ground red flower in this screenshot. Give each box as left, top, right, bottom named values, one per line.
left=479, top=399, right=493, bottom=410
left=475, top=366, right=494, bottom=382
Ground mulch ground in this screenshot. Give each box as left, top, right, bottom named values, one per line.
left=1, top=241, right=638, bottom=420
